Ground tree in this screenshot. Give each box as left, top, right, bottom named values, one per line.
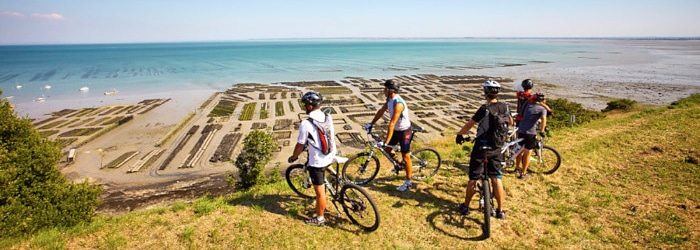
left=234, top=129, right=277, bottom=190
left=0, top=89, right=102, bottom=239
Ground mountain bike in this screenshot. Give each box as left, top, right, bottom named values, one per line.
left=341, top=125, right=441, bottom=185
left=502, top=127, right=561, bottom=174
left=285, top=155, right=380, bottom=232
left=460, top=135, right=498, bottom=238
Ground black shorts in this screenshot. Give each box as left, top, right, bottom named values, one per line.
left=308, top=166, right=327, bottom=185
left=388, top=127, right=413, bottom=153
left=517, top=133, right=537, bottom=150
left=468, top=142, right=504, bottom=180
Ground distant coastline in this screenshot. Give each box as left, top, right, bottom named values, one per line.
left=2, top=39, right=700, bottom=118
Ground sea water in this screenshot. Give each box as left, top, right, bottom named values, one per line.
left=0, top=39, right=656, bottom=117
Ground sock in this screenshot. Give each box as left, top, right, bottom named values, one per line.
left=317, top=216, right=325, bottom=222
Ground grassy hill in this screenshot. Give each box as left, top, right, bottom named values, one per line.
left=4, top=95, right=699, bottom=249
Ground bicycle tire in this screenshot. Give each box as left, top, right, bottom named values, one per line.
left=340, top=183, right=381, bottom=232
left=530, top=145, right=561, bottom=174
left=285, top=164, right=316, bottom=199
left=481, top=178, right=492, bottom=239
left=411, top=148, right=441, bottom=180
left=341, top=152, right=380, bottom=185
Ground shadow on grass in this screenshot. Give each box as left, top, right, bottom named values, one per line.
left=351, top=161, right=492, bottom=240
left=225, top=192, right=374, bottom=234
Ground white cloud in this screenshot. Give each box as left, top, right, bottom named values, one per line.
left=2, top=11, right=24, bottom=17
left=31, top=13, right=64, bottom=20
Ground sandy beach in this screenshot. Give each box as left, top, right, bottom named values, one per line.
left=13, top=40, right=700, bottom=212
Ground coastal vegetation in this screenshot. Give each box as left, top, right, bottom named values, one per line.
left=0, top=91, right=102, bottom=240
left=239, top=103, right=256, bottom=121
left=1, top=93, right=698, bottom=249
left=232, top=130, right=277, bottom=190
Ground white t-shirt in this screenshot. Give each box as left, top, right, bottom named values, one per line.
left=297, top=109, right=337, bottom=168
left=387, top=95, right=411, bottom=131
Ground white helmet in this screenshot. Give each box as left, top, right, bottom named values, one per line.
left=482, top=80, right=501, bottom=94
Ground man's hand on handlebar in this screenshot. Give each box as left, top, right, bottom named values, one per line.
left=364, top=123, right=373, bottom=134
left=455, top=134, right=465, bottom=144
left=287, top=156, right=297, bottom=163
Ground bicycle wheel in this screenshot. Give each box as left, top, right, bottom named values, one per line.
left=342, top=152, right=380, bottom=185
left=481, top=179, right=492, bottom=239
left=340, top=183, right=380, bottom=232
left=411, top=148, right=441, bottom=180
left=285, top=164, right=316, bottom=199
left=529, top=145, right=561, bottom=174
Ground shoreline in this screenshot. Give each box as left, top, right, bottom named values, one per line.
left=5, top=39, right=700, bottom=119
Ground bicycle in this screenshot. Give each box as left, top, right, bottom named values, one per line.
left=460, top=135, right=500, bottom=239
left=341, top=124, right=442, bottom=185
left=285, top=154, right=381, bottom=232
left=502, top=127, right=561, bottom=175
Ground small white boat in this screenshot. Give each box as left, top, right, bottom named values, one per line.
left=43, top=85, right=51, bottom=90
left=34, top=96, right=45, bottom=102
left=15, top=84, right=22, bottom=89
left=104, top=89, right=118, bottom=95
left=80, top=86, right=89, bottom=92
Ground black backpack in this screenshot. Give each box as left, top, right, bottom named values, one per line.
left=307, top=114, right=335, bottom=155
left=476, top=102, right=511, bottom=148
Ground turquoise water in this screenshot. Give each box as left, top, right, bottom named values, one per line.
left=0, top=39, right=637, bottom=116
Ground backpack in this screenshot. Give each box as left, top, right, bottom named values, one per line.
left=307, top=114, right=335, bottom=155
left=476, top=102, right=511, bottom=148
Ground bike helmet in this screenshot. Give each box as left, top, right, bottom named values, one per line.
left=482, top=80, right=501, bottom=95
left=301, top=91, right=323, bottom=107
left=534, top=92, right=545, bottom=102
left=521, top=79, right=533, bottom=90
left=383, top=79, right=400, bottom=91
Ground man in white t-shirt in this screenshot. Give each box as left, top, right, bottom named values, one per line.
left=288, top=91, right=337, bottom=226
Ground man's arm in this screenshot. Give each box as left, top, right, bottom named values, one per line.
left=457, top=119, right=477, bottom=135
left=289, top=142, right=305, bottom=162
left=539, top=113, right=547, bottom=134
left=370, top=102, right=388, bottom=125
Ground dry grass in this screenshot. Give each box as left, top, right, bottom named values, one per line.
left=5, top=101, right=699, bottom=250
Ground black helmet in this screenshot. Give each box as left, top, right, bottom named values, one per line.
left=301, top=91, right=323, bottom=107
left=521, top=79, right=533, bottom=90
left=534, top=92, right=545, bottom=102
left=482, top=80, right=501, bottom=95
left=383, top=79, right=400, bottom=91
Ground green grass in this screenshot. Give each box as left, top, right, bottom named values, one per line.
left=4, top=95, right=699, bottom=249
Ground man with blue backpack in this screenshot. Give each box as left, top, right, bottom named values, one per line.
left=455, top=80, right=512, bottom=219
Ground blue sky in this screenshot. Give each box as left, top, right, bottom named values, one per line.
left=1, top=0, right=699, bottom=45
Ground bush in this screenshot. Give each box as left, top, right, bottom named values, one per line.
left=546, top=98, right=605, bottom=129
left=0, top=90, right=102, bottom=239
left=602, top=99, right=637, bottom=112
left=234, top=130, right=277, bottom=190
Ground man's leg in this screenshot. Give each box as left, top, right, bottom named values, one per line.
left=402, top=152, right=412, bottom=179
left=521, top=149, right=532, bottom=177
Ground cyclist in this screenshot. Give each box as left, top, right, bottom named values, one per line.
left=288, top=91, right=337, bottom=226
left=515, top=92, right=548, bottom=179
left=454, top=80, right=511, bottom=219
left=367, top=79, right=414, bottom=192
left=515, top=79, right=534, bottom=127
left=516, top=79, right=552, bottom=124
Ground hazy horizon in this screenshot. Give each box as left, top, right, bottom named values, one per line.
left=2, top=1, right=699, bottom=45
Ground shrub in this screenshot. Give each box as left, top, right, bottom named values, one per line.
left=602, top=98, right=637, bottom=112
left=0, top=91, right=102, bottom=239
left=234, top=130, right=277, bottom=189
left=546, top=98, right=605, bottom=129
